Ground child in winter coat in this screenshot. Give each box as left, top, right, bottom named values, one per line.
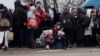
left=53, top=22, right=65, bottom=49
left=40, top=29, right=54, bottom=49
left=44, top=30, right=54, bottom=49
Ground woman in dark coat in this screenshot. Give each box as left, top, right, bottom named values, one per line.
left=96, top=10, right=100, bottom=46
left=0, top=4, right=13, bottom=50
left=92, top=10, right=100, bottom=46
left=73, top=8, right=90, bottom=47
left=13, top=1, right=27, bottom=47
left=60, top=7, right=74, bottom=48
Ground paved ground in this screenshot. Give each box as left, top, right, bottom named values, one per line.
left=0, top=48, right=100, bottom=56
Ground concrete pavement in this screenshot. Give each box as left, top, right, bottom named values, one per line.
left=0, top=48, right=100, bottom=56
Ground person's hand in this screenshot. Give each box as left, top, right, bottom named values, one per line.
left=74, top=16, right=78, bottom=18
left=36, top=12, right=40, bottom=16
left=24, top=23, right=27, bottom=26
left=10, top=27, right=12, bottom=31
left=61, top=28, right=64, bottom=31
left=58, top=37, right=61, bottom=40
left=28, top=27, right=30, bottom=29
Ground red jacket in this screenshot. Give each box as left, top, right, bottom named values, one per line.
left=35, top=8, right=46, bottom=28
left=45, top=34, right=54, bottom=43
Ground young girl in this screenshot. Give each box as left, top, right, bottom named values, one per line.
left=53, top=22, right=65, bottom=49
left=44, top=30, right=54, bottom=49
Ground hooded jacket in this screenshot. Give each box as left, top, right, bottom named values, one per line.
left=60, top=9, right=74, bottom=29
left=13, top=1, right=27, bottom=27
left=0, top=4, right=12, bottom=31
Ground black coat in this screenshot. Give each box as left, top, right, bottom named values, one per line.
left=73, top=13, right=90, bottom=40
left=60, top=11, right=74, bottom=30
left=40, top=14, right=53, bottom=30
left=93, top=16, right=100, bottom=35
left=0, top=7, right=13, bottom=31
left=37, top=15, right=53, bottom=38
left=13, top=6, right=27, bottom=28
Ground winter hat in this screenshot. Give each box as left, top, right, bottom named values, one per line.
left=24, top=5, right=30, bottom=10
left=0, top=4, right=5, bottom=9
left=36, top=1, right=41, bottom=5
left=55, top=22, right=61, bottom=26
left=14, top=0, right=22, bottom=8
left=15, top=0, right=21, bottom=4
left=23, top=2, right=30, bottom=10
left=30, top=6, right=36, bottom=11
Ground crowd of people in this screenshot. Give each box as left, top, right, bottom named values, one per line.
left=0, top=0, right=100, bottom=51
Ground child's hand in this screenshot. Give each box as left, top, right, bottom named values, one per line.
left=36, top=11, right=40, bottom=16
left=28, top=27, right=30, bottom=29
left=58, top=37, right=61, bottom=40
left=61, top=28, right=64, bottom=31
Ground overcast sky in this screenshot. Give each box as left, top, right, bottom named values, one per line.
left=0, top=0, right=15, bottom=9
left=0, top=0, right=67, bottom=9
left=0, top=0, right=78, bottom=10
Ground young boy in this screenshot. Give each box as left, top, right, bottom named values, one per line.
left=53, top=22, right=65, bottom=49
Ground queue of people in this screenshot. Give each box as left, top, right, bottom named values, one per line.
left=0, top=0, right=100, bottom=51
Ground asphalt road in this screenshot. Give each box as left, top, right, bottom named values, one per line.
left=0, top=48, right=100, bottom=56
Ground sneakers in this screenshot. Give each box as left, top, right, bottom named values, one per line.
left=3, top=46, right=8, bottom=51
left=46, top=45, right=50, bottom=50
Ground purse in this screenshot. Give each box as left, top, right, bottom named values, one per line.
left=7, top=32, right=14, bottom=41
left=0, top=19, right=10, bottom=27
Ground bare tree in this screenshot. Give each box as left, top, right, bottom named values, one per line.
left=79, top=0, right=86, bottom=5
left=33, top=0, right=36, bottom=5
left=66, top=0, right=86, bottom=8
left=65, top=0, right=71, bottom=7
left=53, top=0, right=58, bottom=8
left=43, top=0, right=49, bottom=13
left=22, top=0, right=86, bottom=13
left=22, top=0, right=35, bottom=4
